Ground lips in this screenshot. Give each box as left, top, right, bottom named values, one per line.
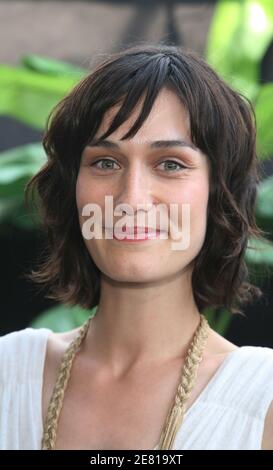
left=130, top=226, right=160, bottom=234
left=112, top=226, right=161, bottom=235
left=111, top=226, right=163, bottom=235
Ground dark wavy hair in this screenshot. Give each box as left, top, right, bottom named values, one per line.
left=25, top=43, right=267, bottom=316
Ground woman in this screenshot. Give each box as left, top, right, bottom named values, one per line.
left=1, top=44, right=273, bottom=450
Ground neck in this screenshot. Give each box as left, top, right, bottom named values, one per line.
left=85, top=268, right=204, bottom=377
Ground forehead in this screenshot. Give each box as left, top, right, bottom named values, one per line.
left=94, top=87, right=192, bottom=145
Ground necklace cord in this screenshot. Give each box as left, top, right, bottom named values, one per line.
left=41, top=313, right=209, bottom=450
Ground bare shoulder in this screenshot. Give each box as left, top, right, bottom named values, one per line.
left=262, top=399, right=273, bottom=450
left=206, top=326, right=239, bottom=356
left=42, top=327, right=81, bottom=427
left=44, top=327, right=81, bottom=375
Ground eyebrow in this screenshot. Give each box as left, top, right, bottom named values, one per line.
left=86, top=138, right=197, bottom=151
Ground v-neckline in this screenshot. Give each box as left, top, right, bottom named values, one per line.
left=153, top=346, right=243, bottom=450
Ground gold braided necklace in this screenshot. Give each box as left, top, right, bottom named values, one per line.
left=41, top=312, right=210, bottom=450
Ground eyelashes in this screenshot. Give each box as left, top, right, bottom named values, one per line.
left=157, top=160, right=187, bottom=172
left=90, top=158, right=188, bottom=173
left=91, top=158, right=120, bottom=171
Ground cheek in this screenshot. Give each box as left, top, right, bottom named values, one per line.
left=186, top=179, right=210, bottom=250
left=75, top=173, right=87, bottom=211
left=188, top=179, right=209, bottom=216
left=76, top=172, right=105, bottom=212
left=76, top=173, right=109, bottom=244
left=166, top=177, right=209, bottom=250
left=168, top=177, right=209, bottom=217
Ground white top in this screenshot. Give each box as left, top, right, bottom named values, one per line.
left=1, top=326, right=273, bottom=450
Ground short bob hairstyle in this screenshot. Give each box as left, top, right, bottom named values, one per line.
left=25, top=43, right=267, bottom=316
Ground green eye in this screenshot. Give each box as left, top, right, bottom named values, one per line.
left=91, top=158, right=120, bottom=170
left=90, top=158, right=187, bottom=173
left=158, top=160, right=187, bottom=172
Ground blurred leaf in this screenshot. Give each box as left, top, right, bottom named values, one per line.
left=255, top=84, right=273, bottom=158
left=203, top=306, right=232, bottom=336
left=0, top=64, right=79, bottom=129
left=205, top=0, right=273, bottom=101
left=256, top=174, right=273, bottom=233
left=0, top=143, right=46, bottom=196
left=245, top=236, right=273, bottom=277
left=30, top=303, right=98, bottom=332
left=0, top=198, right=22, bottom=224
left=21, top=54, right=86, bottom=79
left=0, top=143, right=46, bottom=226
left=0, top=201, right=40, bottom=229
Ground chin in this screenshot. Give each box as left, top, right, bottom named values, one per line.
left=103, top=261, right=164, bottom=283
left=110, top=273, right=163, bottom=284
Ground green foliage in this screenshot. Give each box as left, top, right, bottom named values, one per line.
left=245, top=236, right=273, bottom=275
left=21, top=54, right=86, bottom=78
left=30, top=304, right=98, bottom=332
left=255, top=84, right=273, bottom=158
left=205, top=0, right=273, bottom=159
left=203, top=306, right=234, bottom=336
left=0, top=143, right=45, bottom=228
left=0, top=59, right=84, bottom=130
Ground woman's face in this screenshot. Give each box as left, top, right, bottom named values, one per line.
left=76, top=87, right=210, bottom=283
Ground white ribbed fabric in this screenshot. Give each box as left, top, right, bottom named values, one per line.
left=1, top=327, right=273, bottom=450
left=0, top=327, right=51, bottom=450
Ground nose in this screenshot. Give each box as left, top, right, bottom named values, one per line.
left=114, top=164, right=156, bottom=215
